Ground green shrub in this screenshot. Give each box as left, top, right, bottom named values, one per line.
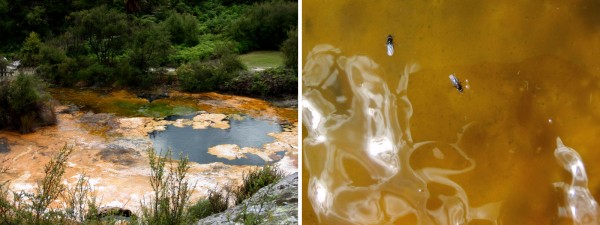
left=20, top=32, right=43, bottom=66
left=31, top=146, right=73, bottom=221
left=177, top=61, right=218, bottom=92
left=0, top=73, right=56, bottom=133
left=37, top=44, right=74, bottom=85
left=162, top=11, right=200, bottom=47
left=168, top=35, right=237, bottom=64
left=70, top=6, right=129, bottom=66
left=141, top=149, right=194, bottom=225
left=188, top=190, right=230, bottom=221
left=226, top=67, right=297, bottom=97
left=129, top=22, right=172, bottom=72
left=177, top=51, right=245, bottom=92
left=76, top=62, right=125, bottom=86
left=229, top=1, right=297, bottom=52
left=40, top=44, right=67, bottom=65
left=0, top=146, right=74, bottom=224
left=195, top=1, right=248, bottom=35
left=233, top=164, right=284, bottom=204
left=280, top=28, right=297, bottom=70
left=37, top=55, right=88, bottom=86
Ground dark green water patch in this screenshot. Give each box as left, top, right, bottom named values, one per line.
left=49, top=88, right=199, bottom=118
left=148, top=114, right=283, bottom=165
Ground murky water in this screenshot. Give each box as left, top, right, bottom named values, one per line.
left=149, top=114, right=282, bottom=165
left=303, top=1, right=600, bottom=224
left=49, top=88, right=298, bottom=123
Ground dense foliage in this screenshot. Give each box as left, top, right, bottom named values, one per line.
left=226, top=67, right=297, bottom=97
left=0, top=73, right=56, bottom=133
left=0, top=0, right=297, bottom=97
left=229, top=1, right=297, bottom=52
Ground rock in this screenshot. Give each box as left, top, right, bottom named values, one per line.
left=173, top=118, right=193, bottom=128
left=192, top=114, right=230, bottom=129
left=88, top=206, right=135, bottom=222
left=97, top=144, right=141, bottom=166
left=80, top=112, right=115, bottom=126
left=57, top=104, right=79, bottom=114
left=107, top=138, right=153, bottom=151
left=111, top=117, right=155, bottom=138
left=0, top=137, right=9, bottom=153
left=96, top=206, right=133, bottom=217
left=207, top=144, right=247, bottom=160
left=97, top=138, right=152, bottom=165
left=270, top=98, right=298, bottom=108
left=192, top=120, right=211, bottom=129
left=118, top=118, right=146, bottom=129
left=195, top=173, right=298, bottom=225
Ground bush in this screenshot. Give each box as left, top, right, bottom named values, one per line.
left=70, top=6, right=129, bottom=66
left=0, top=73, right=56, bottom=133
left=233, top=164, right=284, bottom=204
left=177, top=61, right=218, bottom=92
left=0, top=145, right=75, bottom=224
left=280, top=28, right=297, bottom=70
left=77, top=62, right=114, bottom=86
left=168, top=35, right=235, bottom=64
left=128, top=22, right=172, bottom=72
left=229, top=1, right=297, bottom=52
left=162, top=11, right=200, bottom=47
left=226, top=67, right=297, bottom=97
left=20, top=32, right=43, bottom=66
left=141, top=149, right=194, bottom=225
left=195, top=1, right=248, bottom=35
left=37, top=54, right=89, bottom=86
left=188, top=190, right=230, bottom=221
left=177, top=51, right=245, bottom=92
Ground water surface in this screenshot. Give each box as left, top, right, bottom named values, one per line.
left=149, top=114, right=282, bottom=165
left=303, top=1, right=600, bottom=224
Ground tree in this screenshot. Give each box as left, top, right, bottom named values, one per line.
left=126, top=22, right=172, bottom=86
left=162, top=11, right=199, bottom=46
left=20, top=32, right=43, bottom=66
left=280, top=28, right=297, bottom=71
left=70, top=5, right=129, bottom=66
left=229, top=1, right=297, bottom=52
left=129, top=23, right=172, bottom=71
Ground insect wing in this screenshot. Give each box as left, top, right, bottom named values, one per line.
left=386, top=35, right=394, bottom=56
left=449, top=74, right=463, bottom=92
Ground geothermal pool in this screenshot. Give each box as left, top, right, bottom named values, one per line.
left=149, top=114, right=283, bottom=165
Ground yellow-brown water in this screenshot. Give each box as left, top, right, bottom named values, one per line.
left=302, top=1, right=600, bottom=224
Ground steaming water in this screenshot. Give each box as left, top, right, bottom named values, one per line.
left=302, top=1, right=600, bottom=222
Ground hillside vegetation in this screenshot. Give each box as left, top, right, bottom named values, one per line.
left=0, top=0, right=297, bottom=97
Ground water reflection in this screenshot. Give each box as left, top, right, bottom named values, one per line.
left=554, top=138, right=599, bottom=224
left=303, top=45, right=497, bottom=224
left=149, top=114, right=282, bottom=165
left=303, top=45, right=600, bottom=224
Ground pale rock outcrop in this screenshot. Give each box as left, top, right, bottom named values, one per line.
left=195, top=173, right=298, bottom=225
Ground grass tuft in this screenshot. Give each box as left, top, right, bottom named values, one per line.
left=233, top=164, right=284, bottom=205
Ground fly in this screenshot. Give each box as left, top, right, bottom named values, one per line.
left=449, top=74, right=463, bottom=93
left=386, top=35, right=394, bottom=56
